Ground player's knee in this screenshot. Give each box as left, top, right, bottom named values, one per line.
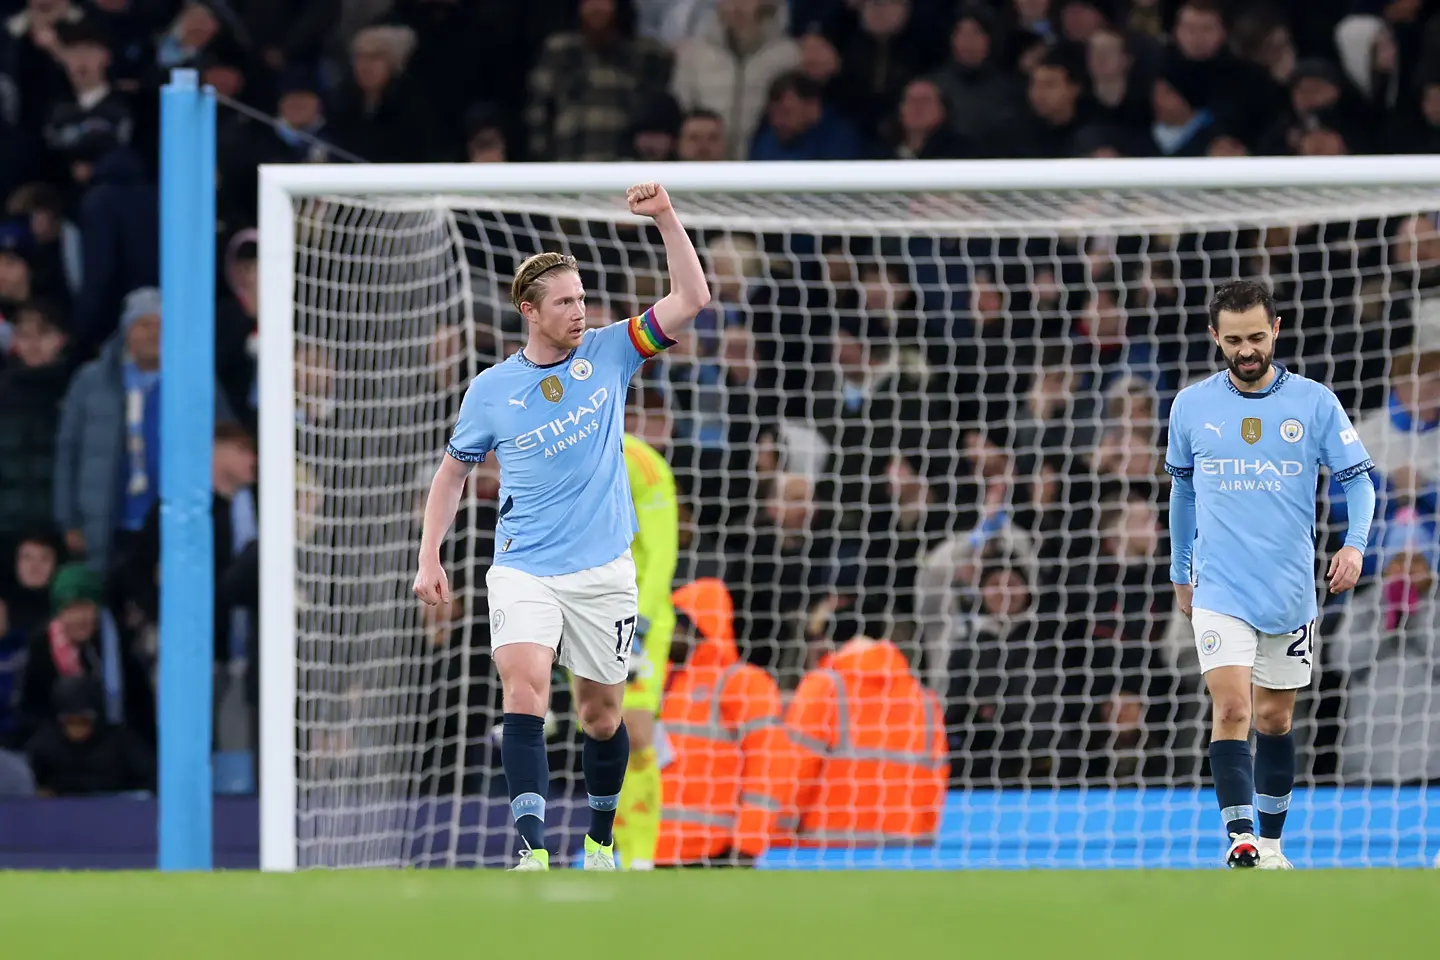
left=1253, top=703, right=1293, bottom=736
left=1211, top=695, right=1251, bottom=732
left=500, top=674, right=549, bottom=717
left=579, top=706, right=622, bottom=741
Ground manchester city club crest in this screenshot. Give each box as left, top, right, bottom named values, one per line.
left=1280, top=418, right=1304, bottom=443
left=570, top=358, right=593, bottom=381
left=540, top=375, right=564, bottom=403
left=1200, top=630, right=1222, bottom=655
left=1241, top=417, right=1262, bottom=445
left=491, top=609, right=505, bottom=633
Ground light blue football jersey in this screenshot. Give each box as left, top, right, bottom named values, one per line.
left=1165, top=365, right=1375, bottom=634
left=446, top=309, right=675, bottom=577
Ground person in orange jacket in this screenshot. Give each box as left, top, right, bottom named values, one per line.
left=654, top=578, right=797, bottom=866
left=783, top=636, right=948, bottom=847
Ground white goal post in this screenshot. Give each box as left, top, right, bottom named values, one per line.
left=258, top=156, right=1440, bottom=873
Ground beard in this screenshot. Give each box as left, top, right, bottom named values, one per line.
left=1227, top=349, right=1272, bottom=383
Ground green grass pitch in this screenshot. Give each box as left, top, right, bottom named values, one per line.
left=4, top=869, right=1435, bottom=958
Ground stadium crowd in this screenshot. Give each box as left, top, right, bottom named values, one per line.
left=1, top=0, right=1439, bottom=811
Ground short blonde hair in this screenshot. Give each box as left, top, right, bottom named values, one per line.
left=350, top=25, right=418, bottom=75
left=510, top=252, right=580, bottom=311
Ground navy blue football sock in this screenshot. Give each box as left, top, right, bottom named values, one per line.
left=1254, top=731, right=1296, bottom=840
left=583, top=721, right=629, bottom=846
left=1209, top=738, right=1256, bottom=837
left=502, top=712, right=549, bottom=852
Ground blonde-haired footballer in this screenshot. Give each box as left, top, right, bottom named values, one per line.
left=612, top=430, right=679, bottom=870
left=414, top=184, right=709, bottom=871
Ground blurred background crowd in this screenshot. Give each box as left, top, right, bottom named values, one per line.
left=1, top=0, right=1439, bottom=806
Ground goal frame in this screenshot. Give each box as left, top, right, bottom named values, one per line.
left=256, top=155, right=1440, bottom=872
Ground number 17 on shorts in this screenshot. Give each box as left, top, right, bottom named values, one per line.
left=1192, top=608, right=1315, bottom=690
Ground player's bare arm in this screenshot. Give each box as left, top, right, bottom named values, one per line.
left=627, top=183, right=711, bottom=333
left=413, top=452, right=473, bottom=605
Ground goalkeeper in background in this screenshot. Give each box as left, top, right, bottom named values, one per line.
left=615, top=420, right=679, bottom=871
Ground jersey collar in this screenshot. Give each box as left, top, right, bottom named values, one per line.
left=515, top=347, right=576, bottom=370
left=1224, top=362, right=1289, bottom=399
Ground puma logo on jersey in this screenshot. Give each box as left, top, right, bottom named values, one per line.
left=1204, top=422, right=1224, bottom=437
left=509, top=398, right=528, bottom=409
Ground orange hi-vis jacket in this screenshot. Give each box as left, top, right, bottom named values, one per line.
left=656, top=579, right=798, bottom=864
left=782, top=638, right=949, bottom=847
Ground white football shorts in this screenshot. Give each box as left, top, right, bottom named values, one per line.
left=1191, top=607, right=1316, bottom=690
left=485, top=550, right=638, bottom=685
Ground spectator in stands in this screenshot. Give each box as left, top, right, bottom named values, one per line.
left=18, top=562, right=151, bottom=747
left=54, top=286, right=163, bottom=573
left=1337, top=517, right=1440, bottom=785
left=85, top=0, right=158, bottom=91
left=525, top=0, right=673, bottom=162
left=1354, top=349, right=1440, bottom=541
left=117, top=421, right=257, bottom=675
left=915, top=462, right=1042, bottom=690
left=1005, top=47, right=1089, bottom=158
left=328, top=25, right=437, bottom=163
left=1166, top=0, right=1280, bottom=145
left=1012, top=345, right=1102, bottom=472
left=1335, top=14, right=1402, bottom=116
left=43, top=20, right=134, bottom=167
left=941, top=556, right=1065, bottom=781
left=5, top=182, right=80, bottom=304
left=152, top=0, right=236, bottom=80
left=0, top=218, right=34, bottom=320
left=0, top=595, right=28, bottom=751
left=463, top=103, right=508, bottom=163
left=1261, top=59, right=1363, bottom=156
left=931, top=4, right=1025, bottom=152
left=0, top=100, right=43, bottom=208
left=784, top=635, right=947, bottom=840
left=216, top=68, right=330, bottom=227
left=216, top=230, right=257, bottom=438
left=749, top=71, right=861, bottom=160
left=1091, top=376, right=1164, bottom=485
left=670, top=0, right=799, bottom=160
left=2, top=0, right=87, bottom=135
left=628, top=94, right=683, bottom=161
left=26, top=674, right=154, bottom=796
left=237, top=0, right=339, bottom=75
left=676, top=109, right=728, bottom=161
left=1390, top=67, right=1440, bottom=154
left=1063, top=491, right=1180, bottom=782
left=728, top=470, right=830, bottom=670
left=2, top=533, right=61, bottom=640
left=1229, top=5, right=1294, bottom=87
left=0, top=300, right=69, bottom=549
left=827, top=0, right=945, bottom=147
left=1056, top=0, right=1113, bottom=44
left=794, top=28, right=842, bottom=100
left=1084, top=24, right=1151, bottom=133
left=273, top=67, right=330, bottom=163
left=70, top=140, right=159, bottom=351
left=946, top=267, right=1031, bottom=425
left=883, top=76, right=965, bottom=159
left=1149, top=48, right=1218, bottom=157
left=1388, top=213, right=1440, bottom=352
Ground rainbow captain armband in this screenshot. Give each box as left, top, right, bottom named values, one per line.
left=627, top=307, right=676, bottom=358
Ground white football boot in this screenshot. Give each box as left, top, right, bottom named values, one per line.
left=1225, top=832, right=1260, bottom=869
left=583, top=835, right=617, bottom=870
left=1257, top=847, right=1294, bottom=870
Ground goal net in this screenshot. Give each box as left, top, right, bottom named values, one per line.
left=262, top=162, right=1440, bottom=870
